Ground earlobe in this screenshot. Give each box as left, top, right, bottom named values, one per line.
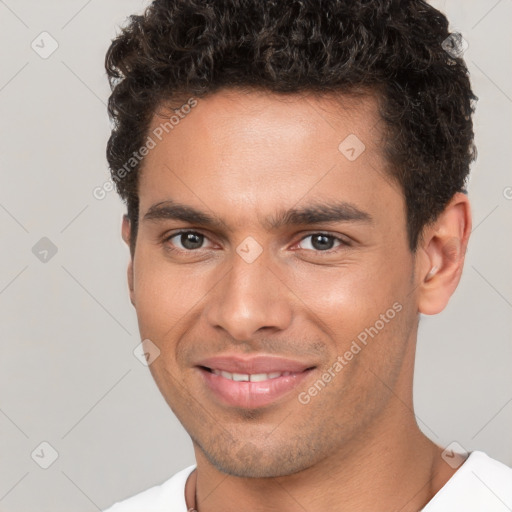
left=417, top=192, right=472, bottom=315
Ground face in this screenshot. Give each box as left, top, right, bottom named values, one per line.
left=125, top=88, right=422, bottom=478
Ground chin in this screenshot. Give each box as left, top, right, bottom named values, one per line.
left=198, top=437, right=316, bottom=478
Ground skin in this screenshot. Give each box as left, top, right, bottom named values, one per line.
left=121, top=88, right=472, bottom=512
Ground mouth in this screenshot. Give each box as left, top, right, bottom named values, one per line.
left=205, top=368, right=295, bottom=382
left=196, top=355, right=316, bottom=409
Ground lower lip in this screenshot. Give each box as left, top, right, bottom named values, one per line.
left=198, top=367, right=313, bottom=409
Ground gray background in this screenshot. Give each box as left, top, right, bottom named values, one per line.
left=0, top=1, right=511, bottom=511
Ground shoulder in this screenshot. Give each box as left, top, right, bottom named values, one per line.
left=425, top=451, right=512, bottom=511
left=102, top=465, right=196, bottom=512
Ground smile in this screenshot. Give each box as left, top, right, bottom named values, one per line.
left=196, top=355, right=316, bottom=409
left=209, top=369, right=292, bottom=382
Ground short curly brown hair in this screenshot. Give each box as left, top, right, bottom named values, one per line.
left=105, top=0, right=477, bottom=254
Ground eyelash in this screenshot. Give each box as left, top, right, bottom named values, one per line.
left=163, top=230, right=350, bottom=256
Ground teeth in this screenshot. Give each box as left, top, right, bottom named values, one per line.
left=232, top=372, right=249, bottom=382
left=249, top=373, right=269, bottom=382
left=211, top=369, right=290, bottom=382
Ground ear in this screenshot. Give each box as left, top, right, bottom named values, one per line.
left=122, top=214, right=136, bottom=307
left=416, top=192, right=472, bottom=315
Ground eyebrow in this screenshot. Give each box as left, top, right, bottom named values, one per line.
left=143, top=199, right=373, bottom=231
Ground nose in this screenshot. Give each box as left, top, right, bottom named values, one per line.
left=204, top=249, right=293, bottom=342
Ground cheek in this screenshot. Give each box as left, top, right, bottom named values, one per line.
left=132, top=251, right=207, bottom=340
left=288, top=261, right=394, bottom=335
left=287, top=256, right=413, bottom=376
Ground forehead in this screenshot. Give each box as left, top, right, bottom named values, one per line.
left=138, top=88, right=400, bottom=229
left=147, top=87, right=384, bottom=156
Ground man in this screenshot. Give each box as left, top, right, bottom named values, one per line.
left=102, top=0, right=512, bottom=511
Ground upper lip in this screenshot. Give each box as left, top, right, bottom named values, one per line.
left=197, top=355, right=315, bottom=374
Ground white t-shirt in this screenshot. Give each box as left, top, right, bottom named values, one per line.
left=103, top=451, right=512, bottom=511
